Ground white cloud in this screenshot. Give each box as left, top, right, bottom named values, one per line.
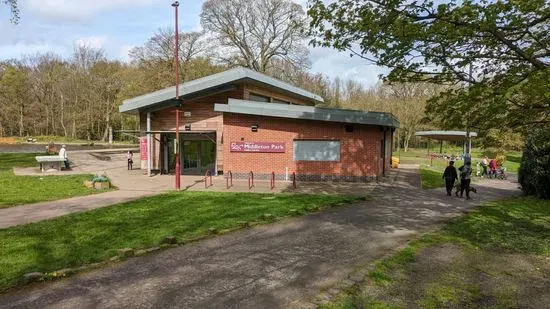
left=0, top=42, right=62, bottom=59
left=74, top=35, right=108, bottom=49
left=118, top=44, right=135, bottom=62
left=23, top=0, right=162, bottom=22
left=309, top=46, right=388, bottom=87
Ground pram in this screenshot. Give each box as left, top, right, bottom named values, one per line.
left=495, top=167, right=507, bottom=180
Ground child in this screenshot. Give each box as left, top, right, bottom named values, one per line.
left=127, top=151, right=133, bottom=170
left=475, top=161, right=481, bottom=177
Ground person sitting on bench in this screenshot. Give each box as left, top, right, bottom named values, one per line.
left=59, top=145, right=70, bottom=169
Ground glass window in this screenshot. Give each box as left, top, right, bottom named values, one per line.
left=249, top=93, right=270, bottom=102
left=293, top=140, right=340, bottom=161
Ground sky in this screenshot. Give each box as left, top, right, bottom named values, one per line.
left=0, top=0, right=387, bottom=87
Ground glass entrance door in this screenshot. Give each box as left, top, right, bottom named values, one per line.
left=183, top=141, right=201, bottom=174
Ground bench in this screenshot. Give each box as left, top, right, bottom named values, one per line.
left=35, top=156, right=68, bottom=172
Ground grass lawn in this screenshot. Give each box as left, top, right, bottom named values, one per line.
left=0, top=191, right=363, bottom=291
left=397, top=148, right=522, bottom=173
left=321, top=196, right=550, bottom=309
left=0, top=153, right=101, bottom=208
left=419, top=167, right=445, bottom=189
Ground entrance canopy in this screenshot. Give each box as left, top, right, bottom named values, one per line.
left=415, top=130, right=477, bottom=141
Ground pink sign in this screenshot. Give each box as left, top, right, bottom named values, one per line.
left=140, top=136, right=148, bottom=160
left=230, top=141, right=285, bottom=153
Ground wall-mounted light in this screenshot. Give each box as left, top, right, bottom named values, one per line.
left=251, top=124, right=259, bottom=132
left=184, top=124, right=191, bottom=131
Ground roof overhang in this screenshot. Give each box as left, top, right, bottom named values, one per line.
left=215, top=99, right=400, bottom=128
left=415, top=130, right=478, bottom=141
left=119, top=67, right=325, bottom=114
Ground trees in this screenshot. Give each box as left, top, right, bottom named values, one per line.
left=1, top=0, right=19, bottom=23
left=201, top=0, right=309, bottom=72
left=308, top=0, right=550, bottom=131
left=518, top=126, right=550, bottom=199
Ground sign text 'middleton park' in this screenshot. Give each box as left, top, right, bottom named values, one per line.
left=230, top=141, right=286, bottom=153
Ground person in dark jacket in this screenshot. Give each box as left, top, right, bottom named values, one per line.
left=442, top=161, right=458, bottom=196
left=458, top=161, right=473, bottom=199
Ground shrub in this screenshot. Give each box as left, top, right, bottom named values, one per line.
left=482, top=147, right=506, bottom=159
left=518, top=126, right=550, bottom=199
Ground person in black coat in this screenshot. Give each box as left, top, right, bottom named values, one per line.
left=442, top=161, right=458, bottom=196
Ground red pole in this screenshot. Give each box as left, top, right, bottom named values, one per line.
left=172, top=1, right=181, bottom=191
left=292, top=172, right=296, bottom=189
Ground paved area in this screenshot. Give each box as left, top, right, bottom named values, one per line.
left=2, top=151, right=378, bottom=228
left=0, top=167, right=520, bottom=309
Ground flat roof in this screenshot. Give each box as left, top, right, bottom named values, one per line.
left=215, top=99, right=400, bottom=128
left=119, top=67, right=324, bottom=114
left=415, top=130, right=478, bottom=141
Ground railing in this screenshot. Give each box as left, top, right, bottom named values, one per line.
left=292, top=172, right=296, bottom=189
left=204, top=170, right=213, bottom=188
left=270, top=171, right=275, bottom=190
left=248, top=171, right=254, bottom=190
left=226, top=170, right=233, bottom=190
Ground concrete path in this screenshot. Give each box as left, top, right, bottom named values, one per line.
left=0, top=168, right=520, bottom=309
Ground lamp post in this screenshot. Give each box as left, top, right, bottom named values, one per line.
left=172, top=1, right=181, bottom=190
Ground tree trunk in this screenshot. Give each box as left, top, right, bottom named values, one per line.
left=101, top=113, right=110, bottom=142
left=404, top=131, right=413, bottom=152
left=19, top=104, right=24, bottom=137
left=60, top=93, right=68, bottom=137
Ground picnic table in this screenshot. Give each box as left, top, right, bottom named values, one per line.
left=35, top=156, right=68, bottom=172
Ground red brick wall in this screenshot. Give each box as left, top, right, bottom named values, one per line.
left=223, top=113, right=387, bottom=180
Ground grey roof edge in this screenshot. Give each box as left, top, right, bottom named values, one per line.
left=215, top=99, right=399, bottom=128
left=119, top=67, right=324, bottom=114
left=415, top=131, right=478, bottom=137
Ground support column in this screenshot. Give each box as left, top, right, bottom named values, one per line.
left=147, top=112, right=152, bottom=177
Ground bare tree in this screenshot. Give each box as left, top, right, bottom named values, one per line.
left=201, top=0, right=308, bottom=72
left=130, top=28, right=212, bottom=83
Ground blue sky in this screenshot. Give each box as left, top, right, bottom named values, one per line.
left=0, top=0, right=386, bottom=87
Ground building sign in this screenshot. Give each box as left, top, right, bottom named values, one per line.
left=140, top=136, right=148, bottom=160
left=230, top=141, right=285, bottom=153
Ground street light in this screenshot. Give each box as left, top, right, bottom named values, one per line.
left=172, top=1, right=181, bottom=190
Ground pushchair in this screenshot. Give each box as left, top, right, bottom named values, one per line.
left=495, top=167, right=507, bottom=180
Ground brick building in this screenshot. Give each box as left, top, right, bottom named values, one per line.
left=119, top=67, right=399, bottom=182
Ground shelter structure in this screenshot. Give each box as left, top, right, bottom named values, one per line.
left=415, top=130, right=478, bottom=154
left=119, top=67, right=399, bottom=181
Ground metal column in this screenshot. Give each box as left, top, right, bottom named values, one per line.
left=147, top=112, right=152, bottom=177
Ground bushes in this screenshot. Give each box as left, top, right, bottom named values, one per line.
left=482, top=148, right=506, bottom=159
left=518, top=126, right=550, bottom=199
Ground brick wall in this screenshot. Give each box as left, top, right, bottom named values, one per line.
left=223, top=113, right=389, bottom=181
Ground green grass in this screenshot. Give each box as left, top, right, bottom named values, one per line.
left=420, top=167, right=445, bottom=189
left=397, top=148, right=522, bottom=173
left=321, top=196, right=550, bottom=308
left=0, top=153, right=101, bottom=208
left=0, top=191, right=363, bottom=290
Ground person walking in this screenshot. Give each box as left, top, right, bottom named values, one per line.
left=489, top=158, right=497, bottom=178
left=442, top=161, right=458, bottom=196
left=458, top=161, right=473, bottom=199
left=58, top=145, right=70, bottom=169
left=481, top=156, right=488, bottom=177
left=127, top=151, right=133, bottom=170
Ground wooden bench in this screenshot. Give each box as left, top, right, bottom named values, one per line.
left=35, top=156, right=68, bottom=172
